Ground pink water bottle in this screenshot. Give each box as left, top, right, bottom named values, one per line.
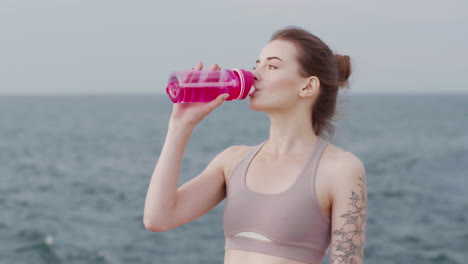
left=165, top=69, right=255, bottom=103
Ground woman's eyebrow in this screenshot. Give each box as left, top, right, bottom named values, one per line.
left=256, top=56, right=284, bottom=64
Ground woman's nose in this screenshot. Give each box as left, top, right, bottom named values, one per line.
left=251, top=70, right=259, bottom=81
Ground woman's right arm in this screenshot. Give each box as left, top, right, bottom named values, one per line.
left=143, top=122, right=193, bottom=231
left=143, top=62, right=231, bottom=232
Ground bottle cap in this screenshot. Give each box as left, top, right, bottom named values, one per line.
left=232, top=69, right=255, bottom=100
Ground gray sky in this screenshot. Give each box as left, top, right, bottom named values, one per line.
left=1, top=0, right=467, bottom=95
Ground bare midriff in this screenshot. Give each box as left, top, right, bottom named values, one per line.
left=224, top=233, right=316, bottom=264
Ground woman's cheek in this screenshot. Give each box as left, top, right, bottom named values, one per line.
left=275, top=75, right=297, bottom=92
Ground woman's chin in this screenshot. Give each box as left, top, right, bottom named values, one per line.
left=248, top=98, right=264, bottom=111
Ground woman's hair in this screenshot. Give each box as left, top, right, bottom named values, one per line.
left=270, top=26, right=352, bottom=140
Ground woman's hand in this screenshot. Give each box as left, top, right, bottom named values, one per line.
left=169, top=62, right=230, bottom=129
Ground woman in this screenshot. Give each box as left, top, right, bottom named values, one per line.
left=144, top=26, right=368, bottom=264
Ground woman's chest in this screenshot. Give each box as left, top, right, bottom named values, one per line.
left=224, top=149, right=332, bottom=219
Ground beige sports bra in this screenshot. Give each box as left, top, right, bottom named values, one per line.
left=223, top=137, right=331, bottom=263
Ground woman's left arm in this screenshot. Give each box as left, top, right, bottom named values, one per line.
left=328, top=153, right=368, bottom=264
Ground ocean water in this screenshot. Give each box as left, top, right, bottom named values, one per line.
left=0, top=93, right=466, bottom=264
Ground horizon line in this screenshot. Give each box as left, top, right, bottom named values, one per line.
left=0, top=91, right=467, bottom=97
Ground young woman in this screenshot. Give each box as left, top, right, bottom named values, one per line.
left=144, top=26, right=368, bottom=264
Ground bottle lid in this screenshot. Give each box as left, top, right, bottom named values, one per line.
left=232, top=69, right=255, bottom=100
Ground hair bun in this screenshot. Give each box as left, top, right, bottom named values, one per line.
left=335, top=54, right=352, bottom=88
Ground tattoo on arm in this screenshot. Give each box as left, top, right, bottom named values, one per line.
left=330, top=176, right=367, bottom=264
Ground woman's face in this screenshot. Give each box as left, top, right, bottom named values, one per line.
left=249, top=39, right=310, bottom=112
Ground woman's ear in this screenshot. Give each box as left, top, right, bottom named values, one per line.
left=300, top=76, right=320, bottom=97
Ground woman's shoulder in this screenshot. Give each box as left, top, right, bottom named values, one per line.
left=322, top=142, right=365, bottom=172
left=320, top=142, right=367, bottom=210
left=222, top=142, right=260, bottom=161
left=220, top=142, right=261, bottom=183
left=321, top=141, right=366, bottom=195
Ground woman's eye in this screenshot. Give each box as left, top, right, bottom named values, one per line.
left=252, top=65, right=276, bottom=70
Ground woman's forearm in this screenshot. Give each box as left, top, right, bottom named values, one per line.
left=143, top=122, right=194, bottom=230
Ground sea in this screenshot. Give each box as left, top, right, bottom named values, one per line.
left=0, top=93, right=466, bottom=264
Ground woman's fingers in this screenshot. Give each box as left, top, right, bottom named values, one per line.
left=184, top=62, right=203, bottom=83
left=204, top=63, right=221, bottom=83
left=183, top=62, right=222, bottom=84
left=214, top=93, right=229, bottom=105
left=208, top=64, right=218, bottom=70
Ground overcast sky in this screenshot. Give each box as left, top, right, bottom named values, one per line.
left=0, top=0, right=467, bottom=95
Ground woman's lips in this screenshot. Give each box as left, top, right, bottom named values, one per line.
left=249, top=86, right=260, bottom=96
left=250, top=89, right=259, bottom=96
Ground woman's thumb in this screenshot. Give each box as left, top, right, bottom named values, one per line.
left=217, top=93, right=229, bottom=103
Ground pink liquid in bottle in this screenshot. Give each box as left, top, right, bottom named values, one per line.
left=166, top=69, right=254, bottom=103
